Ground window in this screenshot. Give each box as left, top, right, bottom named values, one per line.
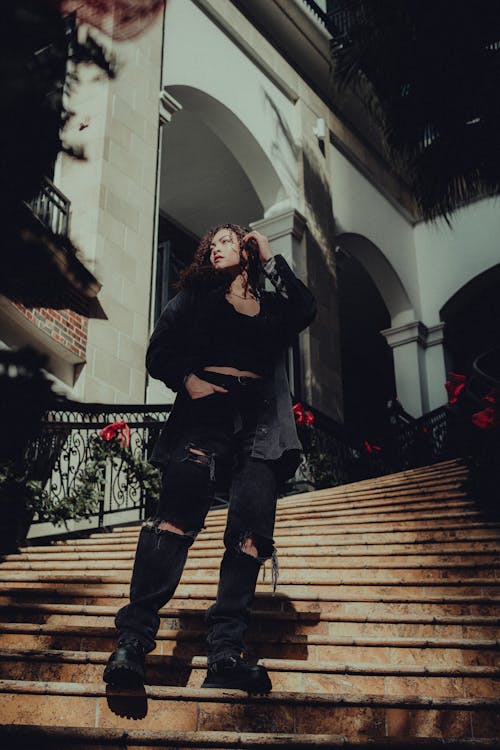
left=154, top=216, right=198, bottom=323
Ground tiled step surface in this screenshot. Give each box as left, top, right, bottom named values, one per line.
left=0, top=459, right=499, bottom=748
left=1, top=725, right=498, bottom=750
left=1, top=679, right=499, bottom=740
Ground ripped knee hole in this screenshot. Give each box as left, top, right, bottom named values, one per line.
left=181, top=443, right=216, bottom=481
left=240, top=535, right=258, bottom=558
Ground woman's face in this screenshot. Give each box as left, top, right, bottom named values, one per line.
left=209, top=228, right=244, bottom=271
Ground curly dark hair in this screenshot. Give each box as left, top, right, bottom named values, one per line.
left=178, top=223, right=262, bottom=297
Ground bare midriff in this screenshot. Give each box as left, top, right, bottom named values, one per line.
left=203, top=365, right=262, bottom=379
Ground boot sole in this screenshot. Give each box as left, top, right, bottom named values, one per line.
left=201, top=677, right=272, bottom=695
left=103, top=662, right=145, bottom=688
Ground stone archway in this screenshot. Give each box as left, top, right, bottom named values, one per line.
left=148, top=86, right=296, bottom=403
left=335, top=232, right=425, bottom=422
left=335, top=244, right=397, bottom=439
left=161, top=85, right=288, bottom=234
left=441, top=263, right=500, bottom=374
left=336, top=233, right=414, bottom=326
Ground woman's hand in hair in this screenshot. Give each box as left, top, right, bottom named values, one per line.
left=242, top=230, right=272, bottom=264
left=184, top=373, right=228, bottom=400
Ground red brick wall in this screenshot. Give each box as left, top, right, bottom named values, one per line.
left=14, top=303, right=88, bottom=361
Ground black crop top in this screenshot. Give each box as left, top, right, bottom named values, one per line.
left=196, top=293, right=283, bottom=376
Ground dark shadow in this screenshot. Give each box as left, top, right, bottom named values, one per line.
left=105, top=683, right=148, bottom=719
left=145, top=592, right=319, bottom=688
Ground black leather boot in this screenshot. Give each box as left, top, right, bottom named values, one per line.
left=201, top=655, right=272, bottom=694
left=103, top=637, right=145, bottom=687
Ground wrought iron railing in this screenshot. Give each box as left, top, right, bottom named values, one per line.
left=300, top=0, right=329, bottom=26
left=24, top=395, right=454, bottom=537
left=289, top=400, right=451, bottom=493
left=28, top=176, right=71, bottom=238
left=26, top=402, right=171, bottom=531
left=302, top=1, right=363, bottom=40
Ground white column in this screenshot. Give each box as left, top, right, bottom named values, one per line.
left=146, top=90, right=182, bottom=405
left=381, top=320, right=449, bottom=417
left=250, top=208, right=307, bottom=270
left=381, top=321, right=427, bottom=417
left=251, top=209, right=310, bottom=400
left=424, top=323, right=447, bottom=411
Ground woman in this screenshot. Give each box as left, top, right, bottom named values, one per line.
left=104, top=224, right=316, bottom=694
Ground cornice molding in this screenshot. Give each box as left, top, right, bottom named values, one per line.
left=159, top=89, right=182, bottom=124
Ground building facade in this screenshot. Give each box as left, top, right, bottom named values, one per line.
left=2, top=0, right=499, bottom=440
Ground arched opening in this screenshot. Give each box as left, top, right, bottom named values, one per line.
left=441, top=264, right=500, bottom=374
left=154, top=87, right=287, bottom=316
left=337, top=252, right=396, bottom=440
left=335, top=233, right=413, bottom=437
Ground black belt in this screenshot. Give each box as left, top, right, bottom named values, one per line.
left=195, top=369, right=263, bottom=389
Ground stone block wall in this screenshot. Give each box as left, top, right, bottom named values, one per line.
left=57, top=16, right=164, bottom=404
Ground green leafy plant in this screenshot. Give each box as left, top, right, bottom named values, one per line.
left=293, top=402, right=343, bottom=490
left=0, top=423, right=161, bottom=531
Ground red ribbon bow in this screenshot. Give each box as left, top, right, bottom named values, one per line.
left=292, top=402, right=315, bottom=427
left=471, top=390, right=500, bottom=430
left=100, top=420, right=131, bottom=448
left=445, top=373, right=467, bottom=405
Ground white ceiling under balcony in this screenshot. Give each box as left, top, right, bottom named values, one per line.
left=159, top=109, right=263, bottom=239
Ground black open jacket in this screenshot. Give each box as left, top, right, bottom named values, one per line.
left=147, top=254, right=316, bottom=480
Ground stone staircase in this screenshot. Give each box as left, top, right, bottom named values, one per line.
left=0, top=458, right=498, bottom=748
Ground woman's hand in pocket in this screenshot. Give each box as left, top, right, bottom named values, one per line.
left=184, top=373, right=228, bottom=400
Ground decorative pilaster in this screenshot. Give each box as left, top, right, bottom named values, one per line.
left=381, top=320, right=448, bottom=416
left=159, top=89, right=182, bottom=125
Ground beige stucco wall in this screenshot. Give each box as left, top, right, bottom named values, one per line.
left=159, top=0, right=343, bottom=419
left=57, top=18, right=164, bottom=403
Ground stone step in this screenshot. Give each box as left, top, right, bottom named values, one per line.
left=16, top=539, right=500, bottom=558
left=0, top=649, right=498, bottom=696
left=18, top=532, right=500, bottom=560
left=204, top=495, right=481, bottom=535
left=0, top=569, right=498, bottom=589
left=1, top=569, right=499, bottom=594
left=2, top=601, right=497, bottom=628
left=225, top=464, right=467, bottom=499
left=2, top=610, right=496, bottom=641
left=73, top=519, right=500, bottom=546
left=0, top=623, right=496, bottom=666
left=206, top=503, right=478, bottom=527
left=1, top=622, right=497, bottom=651
left=0, top=679, right=497, bottom=740
left=1, top=724, right=497, bottom=749
left=245, top=477, right=470, bottom=508
left=3, top=557, right=499, bottom=574
left=2, top=588, right=499, bottom=617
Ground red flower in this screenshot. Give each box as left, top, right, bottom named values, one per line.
left=364, top=440, right=382, bottom=454
left=471, top=389, right=500, bottom=430
left=292, top=402, right=305, bottom=425
left=445, top=373, right=467, bottom=405
left=100, top=420, right=131, bottom=448
left=292, top=403, right=315, bottom=427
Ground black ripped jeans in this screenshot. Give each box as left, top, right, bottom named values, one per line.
left=115, top=373, right=279, bottom=663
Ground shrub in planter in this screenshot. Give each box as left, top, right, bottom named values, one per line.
left=0, top=420, right=161, bottom=553
left=291, top=403, right=345, bottom=491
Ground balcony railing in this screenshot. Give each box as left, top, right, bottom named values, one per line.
left=300, top=0, right=329, bottom=26
left=23, top=395, right=456, bottom=539
left=290, top=400, right=452, bottom=493
left=25, top=402, right=171, bottom=534
left=28, top=175, right=71, bottom=238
